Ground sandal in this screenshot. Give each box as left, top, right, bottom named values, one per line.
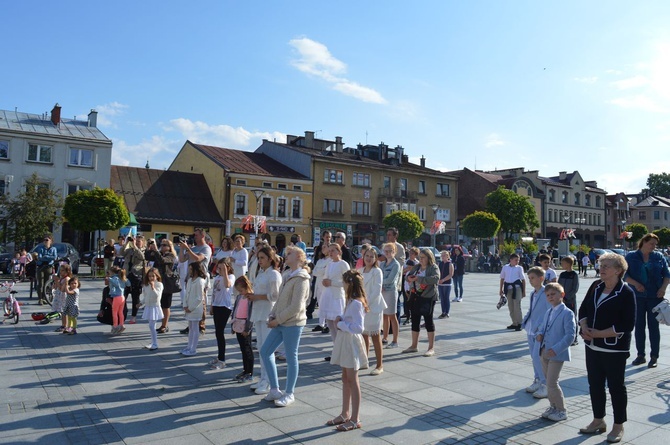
left=326, top=415, right=349, bottom=426
left=336, top=420, right=362, bottom=431
left=157, top=327, right=168, bottom=333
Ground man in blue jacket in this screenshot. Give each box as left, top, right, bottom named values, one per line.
left=34, top=235, right=58, bottom=305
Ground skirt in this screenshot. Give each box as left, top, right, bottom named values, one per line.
left=141, top=305, right=164, bottom=321
left=331, top=331, right=369, bottom=370
left=319, top=287, right=345, bottom=321
left=52, top=290, right=66, bottom=313
left=63, top=294, right=79, bottom=318
left=382, top=289, right=398, bottom=315
left=362, top=311, right=383, bottom=336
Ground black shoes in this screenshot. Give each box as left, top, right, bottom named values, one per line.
left=507, top=324, right=521, bottom=330
left=648, top=357, right=658, bottom=368
left=322, top=327, right=330, bottom=334
left=632, top=355, right=646, bottom=366
left=515, top=325, right=522, bottom=331
left=180, top=327, right=189, bottom=335
left=312, top=325, right=323, bottom=332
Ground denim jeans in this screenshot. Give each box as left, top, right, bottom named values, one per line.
left=452, top=275, right=464, bottom=299
left=438, top=285, right=451, bottom=315
left=260, top=325, right=304, bottom=394
left=635, top=297, right=661, bottom=358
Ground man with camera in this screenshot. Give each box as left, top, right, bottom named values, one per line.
left=178, top=228, right=212, bottom=335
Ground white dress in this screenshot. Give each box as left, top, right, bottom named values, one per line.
left=318, top=260, right=350, bottom=321
left=331, top=299, right=369, bottom=370
left=359, top=267, right=386, bottom=335
left=141, top=282, right=164, bottom=321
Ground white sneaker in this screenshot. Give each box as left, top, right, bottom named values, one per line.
left=181, top=349, right=197, bottom=356
left=541, top=406, right=556, bottom=419
left=533, top=384, right=548, bottom=399
left=255, top=381, right=271, bottom=395
left=525, top=379, right=540, bottom=393
left=274, top=393, right=295, bottom=407
left=263, top=388, right=283, bottom=401
left=384, top=342, right=398, bottom=349
left=547, top=410, right=567, bottom=422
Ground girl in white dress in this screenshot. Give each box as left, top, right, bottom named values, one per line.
left=141, top=268, right=164, bottom=350
left=319, top=244, right=350, bottom=347
left=311, top=244, right=332, bottom=331
left=359, top=247, right=386, bottom=375
left=329, top=270, right=369, bottom=432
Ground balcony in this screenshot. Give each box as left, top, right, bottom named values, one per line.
left=378, top=187, right=418, bottom=201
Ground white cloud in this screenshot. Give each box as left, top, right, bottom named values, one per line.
left=112, top=135, right=180, bottom=168
left=610, top=75, right=649, bottom=90
left=94, top=102, right=129, bottom=127
left=165, top=118, right=286, bottom=148
left=573, top=76, right=598, bottom=84
left=607, top=95, right=667, bottom=113
left=485, top=133, right=506, bottom=148
left=605, top=69, right=623, bottom=75
left=289, top=37, right=387, bottom=104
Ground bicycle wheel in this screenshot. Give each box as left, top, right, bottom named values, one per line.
left=44, top=280, right=54, bottom=306
left=13, top=308, right=19, bottom=324
left=3, top=299, right=10, bottom=316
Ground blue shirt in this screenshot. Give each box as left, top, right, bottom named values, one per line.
left=34, top=244, right=58, bottom=267
left=625, top=250, right=670, bottom=299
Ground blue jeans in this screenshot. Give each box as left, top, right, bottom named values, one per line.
left=438, top=285, right=451, bottom=315
left=635, top=297, right=661, bottom=358
left=260, top=325, right=304, bottom=394
left=453, top=275, right=464, bottom=299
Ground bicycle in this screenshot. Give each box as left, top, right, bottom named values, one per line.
left=2, top=281, right=20, bottom=324
left=42, top=258, right=70, bottom=306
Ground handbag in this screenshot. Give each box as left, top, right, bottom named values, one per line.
left=163, top=273, right=181, bottom=294
left=231, top=318, right=247, bottom=333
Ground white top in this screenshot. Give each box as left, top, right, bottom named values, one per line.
left=544, top=268, right=557, bottom=283
left=211, top=274, right=234, bottom=308
left=359, top=267, right=386, bottom=313
left=230, top=248, right=248, bottom=278
left=500, top=263, right=526, bottom=283
left=324, top=259, right=350, bottom=293
left=184, top=277, right=205, bottom=321
left=250, top=267, right=282, bottom=322
left=141, top=282, right=164, bottom=307
left=336, top=299, right=366, bottom=334
left=214, top=250, right=233, bottom=261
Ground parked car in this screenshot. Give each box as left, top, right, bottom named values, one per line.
left=352, top=244, right=383, bottom=260
left=306, top=247, right=314, bottom=264
left=81, top=250, right=104, bottom=266
left=30, top=242, right=81, bottom=274
left=610, top=248, right=626, bottom=256
left=438, top=244, right=473, bottom=259
left=0, top=246, right=14, bottom=274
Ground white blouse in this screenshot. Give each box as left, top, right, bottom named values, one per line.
left=250, top=267, right=282, bottom=322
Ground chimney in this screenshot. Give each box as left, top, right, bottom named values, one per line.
left=87, top=109, right=98, bottom=127
left=401, top=154, right=408, bottom=164
left=335, top=136, right=343, bottom=152
left=420, top=155, right=426, bottom=168
left=50, top=103, right=61, bottom=126
left=304, top=131, right=315, bottom=148
left=558, top=171, right=567, bottom=180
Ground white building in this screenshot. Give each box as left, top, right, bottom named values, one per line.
left=0, top=104, right=113, bottom=245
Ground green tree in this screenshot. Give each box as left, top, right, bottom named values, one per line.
left=461, top=211, right=501, bottom=239
left=653, top=227, right=670, bottom=247
left=0, top=173, right=63, bottom=248
left=63, top=188, right=129, bottom=233
left=383, top=210, right=424, bottom=243
left=645, top=172, right=670, bottom=197
left=485, top=186, right=539, bottom=238
left=625, top=223, right=648, bottom=246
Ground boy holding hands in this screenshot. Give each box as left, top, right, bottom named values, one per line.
left=523, top=267, right=551, bottom=399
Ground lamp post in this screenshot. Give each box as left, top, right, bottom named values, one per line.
left=620, top=219, right=627, bottom=249
left=252, top=189, right=265, bottom=243
left=430, top=204, right=439, bottom=248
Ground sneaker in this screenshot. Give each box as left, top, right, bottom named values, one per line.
left=233, top=371, right=246, bottom=381
left=312, top=325, right=323, bottom=332
left=274, top=393, right=295, bottom=407
left=322, top=327, right=330, bottom=334
left=533, top=384, right=548, bottom=399
left=541, top=406, right=556, bottom=419
left=180, top=327, right=189, bottom=335
left=438, top=313, right=448, bottom=319
left=385, top=342, right=398, bottom=349
left=144, top=344, right=158, bottom=350
left=127, top=319, right=136, bottom=325
left=263, top=388, right=283, bottom=401
left=452, top=297, right=459, bottom=302
left=255, top=381, right=271, bottom=394
left=181, top=349, right=196, bottom=356
left=238, top=373, right=254, bottom=383
left=381, top=338, right=388, bottom=344
left=61, top=328, right=71, bottom=334
left=209, top=358, right=221, bottom=365
left=457, top=297, right=463, bottom=302
left=526, top=379, right=540, bottom=393
left=275, top=352, right=286, bottom=361
left=250, top=380, right=264, bottom=390
left=117, top=326, right=126, bottom=334
left=370, top=367, right=384, bottom=376
left=631, top=355, right=646, bottom=366
left=210, top=361, right=226, bottom=370
left=54, top=326, right=65, bottom=332
left=547, top=410, right=567, bottom=422
left=68, top=329, right=77, bottom=335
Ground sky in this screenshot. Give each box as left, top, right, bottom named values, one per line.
left=4, top=1, right=670, bottom=195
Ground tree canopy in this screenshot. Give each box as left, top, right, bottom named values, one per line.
left=383, top=210, right=424, bottom=243
left=653, top=227, right=670, bottom=248
left=625, top=223, right=648, bottom=245
left=461, top=211, right=501, bottom=239
left=645, top=173, right=670, bottom=197
left=0, top=173, right=63, bottom=248
left=485, top=186, right=539, bottom=238
left=63, top=188, right=129, bottom=232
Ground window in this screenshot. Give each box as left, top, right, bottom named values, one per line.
left=585, top=194, right=591, bottom=206
left=418, top=181, right=426, bottom=195
left=293, top=185, right=302, bottom=191
left=235, top=194, right=247, bottom=215
left=383, top=176, right=391, bottom=189
left=292, top=198, right=302, bottom=218
left=548, top=189, right=555, bottom=202
left=595, top=196, right=602, bottom=207
left=67, top=183, right=92, bottom=195
left=236, top=179, right=246, bottom=186
left=665, top=211, right=668, bottom=221
left=277, top=183, right=287, bottom=190
left=436, top=183, right=449, bottom=196
left=28, top=144, right=52, bottom=163
left=261, top=197, right=272, bottom=217
left=400, top=178, right=407, bottom=195
left=418, top=206, right=426, bottom=220
left=352, top=172, right=370, bottom=187
left=0, top=180, right=5, bottom=195
left=352, top=201, right=370, bottom=216
left=69, top=148, right=93, bottom=167
left=263, top=182, right=272, bottom=188
left=0, top=140, right=8, bottom=159
left=639, top=211, right=646, bottom=220
left=654, top=210, right=661, bottom=220
left=324, top=169, right=343, bottom=184
left=323, top=199, right=342, bottom=214
left=277, top=198, right=287, bottom=218
left=574, top=193, right=580, bottom=205
left=561, top=191, right=568, bottom=203
left=547, top=210, right=552, bottom=222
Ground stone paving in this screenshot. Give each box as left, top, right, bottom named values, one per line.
left=1, top=270, right=669, bottom=444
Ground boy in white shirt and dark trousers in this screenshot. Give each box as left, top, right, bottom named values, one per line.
left=523, top=267, right=551, bottom=399
left=536, top=282, right=576, bottom=421
left=499, top=254, right=527, bottom=331
left=538, top=253, right=557, bottom=285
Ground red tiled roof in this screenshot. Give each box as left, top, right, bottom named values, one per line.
left=110, top=166, right=224, bottom=225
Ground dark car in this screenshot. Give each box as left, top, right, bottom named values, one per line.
left=0, top=246, right=14, bottom=274
left=30, top=242, right=81, bottom=274
left=81, top=250, right=104, bottom=267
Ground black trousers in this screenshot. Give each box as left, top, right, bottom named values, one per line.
left=410, top=297, right=435, bottom=333
left=585, top=347, right=629, bottom=424
left=128, top=274, right=142, bottom=317
left=236, top=332, right=254, bottom=374
left=306, top=276, right=317, bottom=318
left=212, top=306, right=232, bottom=361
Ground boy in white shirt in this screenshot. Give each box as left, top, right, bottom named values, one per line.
left=499, top=253, right=527, bottom=331
left=538, top=253, right=557, bottom=285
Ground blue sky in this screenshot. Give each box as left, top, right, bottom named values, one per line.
left=5, top=1, right=670, bottom=195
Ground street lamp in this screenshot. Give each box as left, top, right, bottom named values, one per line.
left=620, top=219, right=627, bottom=249
left=430, top=204, right=439, bottom=247
left=252, top=189, right=265, bottom=243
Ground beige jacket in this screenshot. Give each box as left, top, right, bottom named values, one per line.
left=270, top=268, right=311, bottom=327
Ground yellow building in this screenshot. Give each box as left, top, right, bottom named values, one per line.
left=169, top=141, right=313, bottom=249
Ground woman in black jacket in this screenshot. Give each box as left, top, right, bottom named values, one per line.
left=577, top=253, right=635, bottom=443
